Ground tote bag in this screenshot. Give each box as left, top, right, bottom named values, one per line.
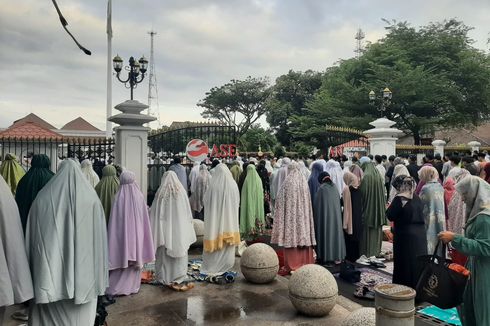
left=415, top=241, right=469, bottom=309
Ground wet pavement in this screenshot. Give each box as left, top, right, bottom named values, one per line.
left=105, top=261, right=354, bottom=325
left=2, top=252, right=360, bottom=326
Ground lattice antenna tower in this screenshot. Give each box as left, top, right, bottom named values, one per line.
left=354, top=28, right=365, bottom=59
left=147, top=30, right=161, bottom=126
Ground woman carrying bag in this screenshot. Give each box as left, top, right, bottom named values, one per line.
left=439, top=176, right=490, bottom=326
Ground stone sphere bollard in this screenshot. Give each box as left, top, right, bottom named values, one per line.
left=288, top=264, right=338, bottom=317
left=240, top=243, right=279, bottom=284
left=192, top=219, right=204, bottom=247
left=341, top=307, right=376, bottom=326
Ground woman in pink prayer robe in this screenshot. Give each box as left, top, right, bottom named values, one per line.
left=107, top=171, right=155, bottom=296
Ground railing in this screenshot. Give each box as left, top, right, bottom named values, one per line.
left=0, top=137, right=115, bottom=171
left=396, top=145, right=434, bottom=155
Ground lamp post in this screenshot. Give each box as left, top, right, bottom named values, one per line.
left=369, top=87, right=392, bottom=117
left=113, top=55, right=148, bottom=100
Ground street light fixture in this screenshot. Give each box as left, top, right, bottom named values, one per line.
left=369, top=87, right=392, bottom=117
left=113, top=55, right=148, bottom=100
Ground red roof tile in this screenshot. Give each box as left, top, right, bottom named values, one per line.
left=12, top=113, right=56, bottom=130
left=0, top=121, right=62, bottom=139
left=61, top=117, right=101, bottom=131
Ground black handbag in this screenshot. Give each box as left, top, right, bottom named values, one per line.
left=339, top=261, right=361, bottom=283
left=415, top=241, right=469, bottom=309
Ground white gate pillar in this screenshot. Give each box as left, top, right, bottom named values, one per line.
left=364, top=118, right=403, bottom=157
left=109, top=100, right=156, bottom=200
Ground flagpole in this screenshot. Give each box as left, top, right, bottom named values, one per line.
left=106, top=0, right=112, bottom=138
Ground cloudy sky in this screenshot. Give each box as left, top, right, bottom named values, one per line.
left=1, top=0, right=489, bottom=131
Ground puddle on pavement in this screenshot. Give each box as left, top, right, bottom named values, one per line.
left=149, top=289, right=294, bottom=324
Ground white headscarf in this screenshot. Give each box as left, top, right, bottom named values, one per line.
left=343, top=160, right=353, bottom=173
left=325, top=159, right=345, bottom=196
left=189, top=161, right=201, bottom=193
left=80, top=159, right=100, bottom=187
left=298, top=160, right=311, bottom=180
left=389, top=164, right=411, bottom=203
left=0, top=175, right=33, bottom=307
left=203, top=163, right=240, bottom=253
left=265, top=160, right=273, bottom=174
left=189, top=165, right=211, bottom=213
left=456, top=176, right=490, bottom=223
left=26, top=159, right=108, bottom=304
left=150, top=171, right=196, bottom=258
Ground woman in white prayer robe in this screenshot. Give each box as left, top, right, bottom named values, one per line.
left=80, top=158, right=100, bottom=188
left=0, top=174, right=33, bottom=322
left=26, top=159, right=108, bottom=326
left=201, top=163, right=241, bottom=275
left=150, top=171, right=196, bottom=288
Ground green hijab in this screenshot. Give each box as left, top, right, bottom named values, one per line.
left=0, top=153, right=26, bottom=195
left=95, top=165, right=120, bottom=223
left=230, top=161, right=242, bottom=184
left=15, top=154, right=54, bottom=233
left=239, top=164, right=265, bottom=237
left=360, top=162, right=386, bottom=228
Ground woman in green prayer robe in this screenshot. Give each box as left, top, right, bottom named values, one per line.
left=360, top=158, right=386, bottom=257
left=439, top=176, right=490, bottom=326
left=95, top=165, right=120, bottom=223
left=0, top=153, right=25, bottom=195
left=15, top=154, right=54, bottom=233
left=240, top=164, right=265, bottom=239
left=229, top=161, right=242, bottom=184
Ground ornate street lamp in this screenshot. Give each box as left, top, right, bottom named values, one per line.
left=113, top=55, right=148, bottom=100
left=369, top=87, right=392, bottom=117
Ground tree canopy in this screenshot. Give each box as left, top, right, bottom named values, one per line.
left=239, top=124, right=277, bottom=152
left=295, top=19, right=490, bottom=144
left=266, top=70, right=323, bottom=146
left=197, top=76, right=271, bottom=137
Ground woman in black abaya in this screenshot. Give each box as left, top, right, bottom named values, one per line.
left=386, top=175, right=427, bottom=288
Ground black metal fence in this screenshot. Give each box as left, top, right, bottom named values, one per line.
left=0, top=137, right=115, bottom=171
left=148, top=125, right=237, bottom=158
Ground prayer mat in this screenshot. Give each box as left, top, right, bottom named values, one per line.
left=417, top=306, right=461, bottom=326
left=187, top=259, right=237, bottom=284
left=354, top=268, right=392, bottom=288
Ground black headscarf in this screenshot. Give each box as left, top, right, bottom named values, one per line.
left=318, top=171, right=331, bottom=184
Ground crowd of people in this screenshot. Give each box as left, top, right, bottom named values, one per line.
left=1, top=149, right=490, bottom=325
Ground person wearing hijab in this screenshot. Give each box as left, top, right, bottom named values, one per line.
left=168, top=157, right=188, bottom=192
left=308, top=162, right=324, bottom=206
left=439, top=176, right=490, bottom=326
left=95, top=165, right=120, bottom=224
left=342, top=171, right=364, bottom=262
left=388, top=164, right=411, bottom=204
left=189, top=164, right=211, bottom=220
left=201, top=163, right=241, bottom=275
left=349, top=164, right=364, bottom=182
left=298, top=160, right=311, bottom=180
left=265, top=160, right=273, bottom=174
left=313, top=172, right=346, bottom=264
left=106, top=171, right=155, bottom=296
left=270, top=158, right=291, bottom=202
left=150, top=171, right=196, bottom=291
left=445, top=168, right=471, bottom=265
left=188, top=161, right=201, bottom=194
left=26, top=159, right=107, bottom=325
left=0, top=153, right=25, bottom=194
left=0, top=174, right=34, bottom=323
left=419, top=166, right=446, bottom=254
left=415, top=160, right=436, bottom=195
left=360, top=159, right=386, bottom=257
left=15, top=154, right=54, bottom=233
left=148, top=157, right=166, bottom=192
left=240, top=164, right=265, bottom=239
left=343, top=160, right=353, bottom=173
left=386, top=175, right=427, bottom=288
left=272, top=162, right=316, bottom=274
left=256, top=160, right=271, bottom=217
left=80, top=158, right=100, bottom=187
left=325, top=159, right=345, bottom=196
left=229, top=160, right=242, bottom=184
left=238, top=162, right=251, bottom=193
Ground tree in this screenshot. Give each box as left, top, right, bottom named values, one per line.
left=295, top=20, right=490, bottom=144
left=266, top=70, right=323, bottom=146
left=198, top=77, right=271, bottom=136
left=239, top=125, right=277, bottom=152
